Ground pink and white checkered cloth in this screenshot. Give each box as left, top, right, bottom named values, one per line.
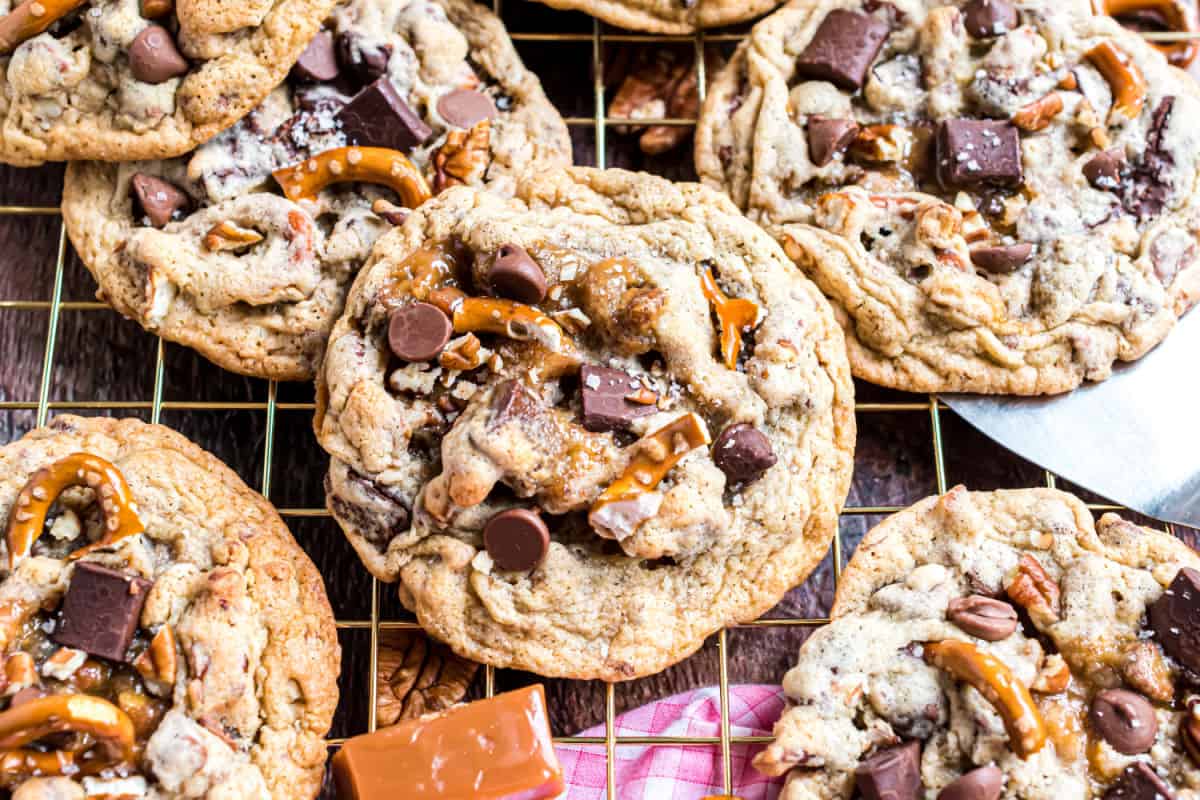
left=555, top=685, right=788, bottom=800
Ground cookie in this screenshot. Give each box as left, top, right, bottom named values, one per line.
left=0, top=415, right=339, bottom=799
left=757, top=486, right=1200, bottom=800
left=62, top=0, right=570, bottom=381
left=696, top=0, right=1200, bottom=394
left=0, top=0, right=335, bottom=164
left=314, top=166, right=855, bottom=680
left=531, top=0, right=781, bottom=33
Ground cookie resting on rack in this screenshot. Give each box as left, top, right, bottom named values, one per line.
left=0, top=415, right=339, bottom=800
left=0, top=0, right=333, bottom=164
left=695, top=0, right=1200, bottom=394
left=62, top=0, right=570, bottom=381
left=530, top=0, right=781, bottom=34
left=757, top=486, right=1200, bottom=800
left=313, top=166, right=856, bottom=680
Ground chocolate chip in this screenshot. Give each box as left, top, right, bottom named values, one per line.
left=129, top=24, right=188, bottom=84
left=969, top=243, right=1033, bottom=273
left=580, top=365, right=655, bottom=433
left=1104, top=763, right=1175, bottom=800
left=487, top=244, right=547, bottom=304
left=335, top=31, right=392, bottom=86
left=962, top=0, right=1018, bottom=38
left=483, top=508, right=549, bottom=571
left=938, top=766, right=1003, bottom=800
left=53, top=562, right=153, bottom=663
left=712, top=424, right=776, bottom=484
left=1149, top=567, right=1200, bottom=674
left=1084, top=149, right=1126, bottom=191
left=387, top=302, right=451, bottom=362
left=336, top=78, right=433, bottom=153
left=807, top=116, right=860, bottom=166
left=855, top=741, right=922, bottom=800
left=437, top=89, right=497, bottom=129
left=936, top=119, right=1022, bottom=188
left=291, top=31, right=339, bottom=83
left=130, top=173, right=190, bottom=228
left=795, top=9, right=890, bottom=91
left=1089, top=689, right=1158, bottom=754
left=947, top=595, right=1018, bottom=640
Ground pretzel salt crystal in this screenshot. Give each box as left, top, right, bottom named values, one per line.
left=0, top=0, right=87, bottom=55
left=273, top=147, right=432, bottom=207
left=0, top=694, right=135, bottom=777
left=6, top=453, right=145, bottom=569
left=1085, top=41, right=1147, bottom=122
left=699, top=266, right=760, bottom=370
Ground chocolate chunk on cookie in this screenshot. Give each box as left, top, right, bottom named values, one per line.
left=1105, top=763, right=1175, bottom=800
left=388, top=303, right=452, bottom=362
left=130, top=173, right=190, bottom=228
left=795, top=10, right=890, bottom=91
left=855, top=741, right=922, bottom=800
left=962, top=0, right=1018, bottom=38
left=129, top=25, right=189, bottom=85
left=712, top=423, right=776, bottom=484
left=292, top=31, right=339, bottom=83
left=54, top=562, right=152, bottom=662
left=936, top=119, right=1022, bottom=188
left=1149, top=566, right=1200, bottom=674
left=337, top=78, right=433, bottom=152
left=438, top=89, right=498, bottom=129
left=483, top=509, right=550, bottom=571
left=969, top=243, right=1032, bottom=273
left=1089, top=689, right=1157, bottom=754
left=580, top=365, right=656, bottom=432
left=807, top=117, right=859, bottom=166
left=938, top=766, right=1003, bottom=800
left=337, top=31, right=393, bottom=85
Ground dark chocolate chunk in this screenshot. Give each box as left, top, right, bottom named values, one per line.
left=580, top=365, right=655, bottom=433
left=807, top=116, right=859, bottom=166
left=130, top=173, right=191, bottom=228
left=795, top=9, right=891, bottom=91
left=336, top=78, right=433, bottom=153
left=1084, top=149, right=1126, bottom=191
left=855, top=741, right=922, bottom=800
left=946, top=595, right=1018, bottom=640
left=487, top=244, right=547, bottom=304
left=962, top=0, right=1019, bottom=38
left=969, top=243, right=1033, bottom=273
left=1089, top=689, right=1157, bottom=754
left=1104, top=763, right=1175, bottom=800
left=1123, top=96, right=1175, bottom=220
left=483, top=509, right=550, bottom=571
left=1182, top=712, right=1200, bottom=765
left=54, top=562, right=153, bottom=662
left=490, top=379, right=539, bottom=425
left=712, top=424, right=776, bottom=484
left=336, top=31, right=392, bottom=86
left=1149, top=566, right=1200, bottom=674
left=936, top=119, right=1023, bottom=188
left=938, top=766, right=1003, bottom=800
left=388, top=302, right=452, bottom=362
left=292, top=31, right=339, bottom=83
left=437, top=89, right=497, bottom=129
left=129, top=24, right=188, bottom=84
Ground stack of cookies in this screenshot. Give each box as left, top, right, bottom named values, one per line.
left=0, top=0, right=1195, bottom=795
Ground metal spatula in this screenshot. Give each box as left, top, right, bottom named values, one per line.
left=941, top=313, right=1200, bottom=528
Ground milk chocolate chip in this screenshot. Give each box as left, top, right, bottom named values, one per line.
left=1149, top=567, right=1200, bottom=674
left=437, top=89, right=497, bottom=129
left=336, top=78, right=433, bottom=153
left=1089, top=689, right=1157, bottom=754
left=712, top=424, right=776, bottom=484
left=807, top=117, right=859, bottom=166
left=130, top=173, right=190, bottom=228
left=962, top=0, right=1018, bottom=38
left=855, top=741, right=922, bottom=800
left=969, top=243, right=1033, bottom=274
left=938, top=766, right=1003, bottom=800
left=129, top=24, right=188, bottom=84
left=947, top=595, right=1018, bottom=640
left=488, top=244, right=547, bottom=304
left=795, top=9, right=891, bottom=91
left=1084, top=150, right=1126, bottom=191
left=388, top=302, right=452, bottom=362
left=1104, top=763, right=1175, bottom=800
left=483, top=509, right=550, bottom=571
left=292, top=31, right=339, bottom=83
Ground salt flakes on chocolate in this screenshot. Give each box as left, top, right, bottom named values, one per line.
left=936, top=119, right=1022, bottom=188
left=580, top=365, right=655, bottom=433
left=54, top=562, right=153, bottom=663
left=336, top=78, right=432, bottom=153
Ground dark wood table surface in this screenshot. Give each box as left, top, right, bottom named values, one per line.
left=0, top=3, right=1195, bottom=795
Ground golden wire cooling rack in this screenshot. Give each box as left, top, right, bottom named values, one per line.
left=0, top=1, right=1196, bottom=796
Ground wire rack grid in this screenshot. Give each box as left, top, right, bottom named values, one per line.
left=0, top=2, right=1196, bottom=797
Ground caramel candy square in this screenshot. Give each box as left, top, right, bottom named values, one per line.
left=333, top=684, right=564, bottom=799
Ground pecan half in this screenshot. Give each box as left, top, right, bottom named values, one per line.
left=433, top=119, right=491, bottom=193
left=376, top=629, right=477, bottom=727
left=607, top=46, right=723, bottom=155
left=1006, top=553, right=1060, bottom=626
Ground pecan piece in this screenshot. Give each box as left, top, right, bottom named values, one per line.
left=1006, top=553, right=1060, bottom=626
left=1121, top=640, right=1174, bottom=703
left=376, top=629, right=477, bottom=726
left=433, top=119, right=491, bottom=193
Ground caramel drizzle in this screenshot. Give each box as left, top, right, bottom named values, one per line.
left=699, top=266, right=760, bottom=370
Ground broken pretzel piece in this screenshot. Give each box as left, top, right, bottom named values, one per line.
left=1084, top=41, right=1147, bottom=123
left=273, top=147, right=432, bottom=207
left=450, top=297, right=572, bottom=355
left=699, top=265, right=760, bottom=370
left=203, top=220, right=264, bottom=253
left=1011, top=92, right=1064, bottom=132
left=924, top=639, right=1048, bottom=758
left=1103, top=0, right=1199, bottom=67
left=6, top=453, right=145, bottom=569
left=0, top=0, right=87, bottom=55
left=589, top=413, right=711, bottom=541
left=0, top=693, right=135, bottom=777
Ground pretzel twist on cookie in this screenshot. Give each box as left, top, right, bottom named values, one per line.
left=0, top=694, right=135, bottom=778
left=273, top=147, right=433, bottom=207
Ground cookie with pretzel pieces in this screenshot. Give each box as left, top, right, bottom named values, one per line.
left=0, top=416, right=339, bottom=799
left=529, top=0, right=781, bottom=33
left=696, top=0, right=1200, bottom=394
left=62, top=0, right=570, bottom=381
left=0, top=0, right=334, bottom=163
left=314, top=166, right=855, bottom=680
left=757, top=486, right=1200, bottom=800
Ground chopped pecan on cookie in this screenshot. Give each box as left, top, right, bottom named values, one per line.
left=62, top=0, right=570, bottom=382
left=757, top=487, right=1200, bottom=800
left=607, top=45, right=724, bottom=155
left=314, top=167, right=855, bottom=680
left=697, top=0, right=1200, bottom=395
left=0, top=416, right=338, bottom=799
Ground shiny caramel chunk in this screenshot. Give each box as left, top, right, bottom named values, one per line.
left=333, top=685, right=564, bottom=799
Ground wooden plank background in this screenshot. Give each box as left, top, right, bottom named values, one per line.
left=0, top=3, right=1195, bottom=795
